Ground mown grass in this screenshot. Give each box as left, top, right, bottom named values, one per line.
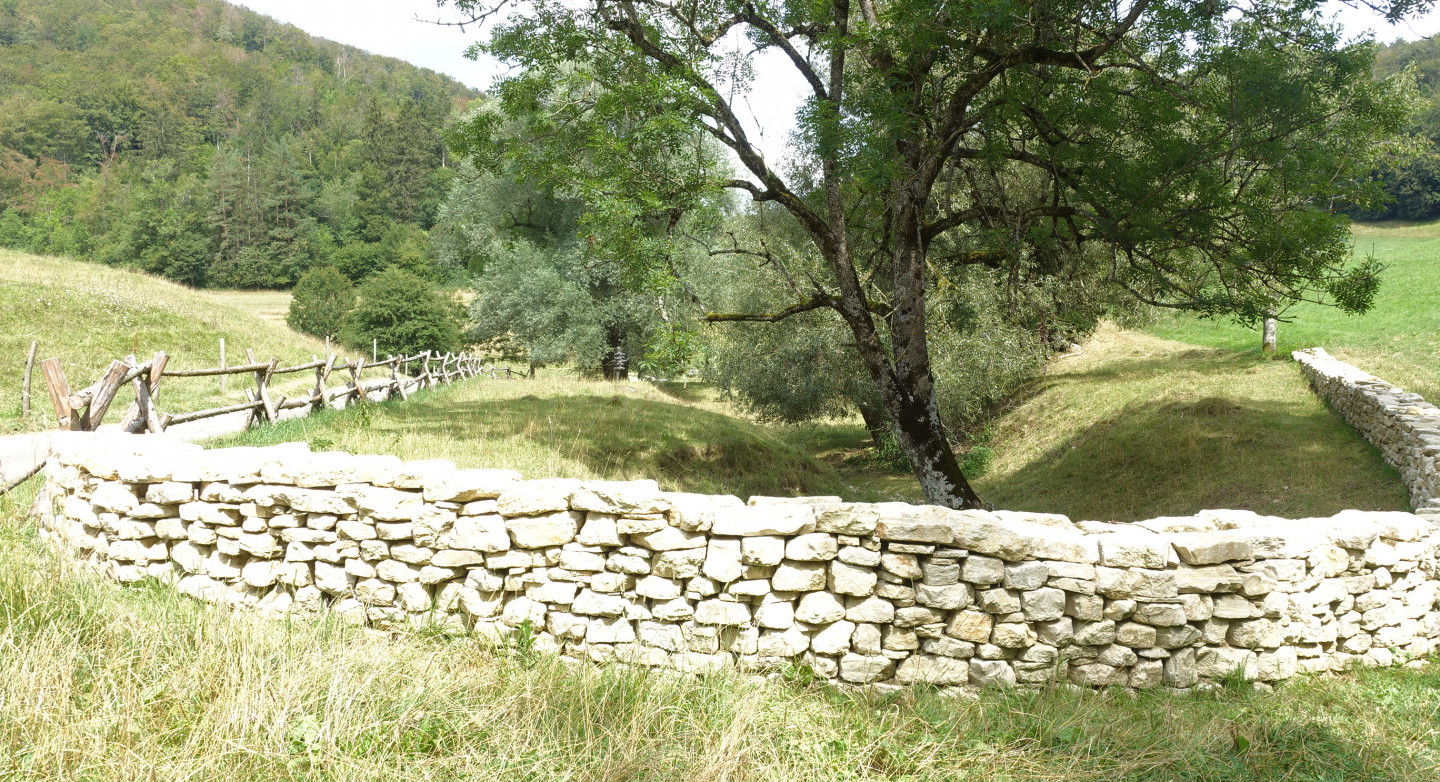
left=0, top=249, right=361, bottom=434
left=974, top=325, right=1411, bottom=521
left=1144, top=219, right=1440, bottom=401
left=3, top=480, right=1439, bottom=781
left=209, top=373, right=916, bottom=502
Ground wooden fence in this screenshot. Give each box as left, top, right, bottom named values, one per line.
left=35, top=348, right=516, bottom=435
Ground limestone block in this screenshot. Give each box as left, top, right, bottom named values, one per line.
left=1308, top=545, right=1350, bottom=578
left=758, top=627, right=810, bottom=658
left=390, top=544, right=434, bottom=565
left=896, top=654, right=970, bottom=685
left=508, top=510, right=582, bottom=548
left=377, top=559, right=422, bottom=583
left=397, top=582, right=431, bottom=612
left=773, top=561, right=827, bottom=592
left=830, top=561, right=879, bottom=596
left=711, top=505, right=815, bottom=537
left=651, top=598, right=696, bottom=621
left=796, top=591, right=846, bottom=624
left=653, top=548, right=706, bottom=579
left=145, top=482, right=195, bottom=505
left=617, top=515, right=667, bottom=535
left=990, top=622, right=1036, bottom=648
left=728, top=579, right=772, bottom=597
left=664, top=492, right=741, bottom=532
left=419, top=565, right=460, bottom=585
left=786, top=533, right=839, bottom=561
left=501, top=597, right=547, bottom=627
left=1132, top=602, right=1188, bottom=627
left=756, top=601, right=795, bottom=630
left=1072, top=619, right=1117, bottom=646
left=1256, top=647, right=1298, bottom=681
left=440, top=515, right=511, bottom=553
left=570, top=480, right=668, bottom=515
left=577, top=513, right=622, bottom=546
left=528, top=580, right=579, bottom=605
left=424, top=468, right=522, bottom=502
left=638, top=620, right=684, bottom=651
left=1115, top=621, right=1157, bottom=647
left=815, top=504, right=880, bottom=536
left=838, top=546, right=881, bottom=567
left=496, top=479, right=581, bottom=516
left=606, top=553, right=651, bottom=575
left=1021, top=588, right=1066, bottom=621
left=1003, top=562, right=1049, bottom=590
left=636, top=575, right=683, bottom=600
left=1213, top=594, right=1258, bottom=619
left=632, top=525, right=706, bottom=551
left=874, top=504, right=955, bottom=544
left=977, top=588, right=1021, bottom=614
left=1164, top=647, right=1198, bottom=687
left=355, top=578, right=396, bottom=606
left=881, top=552, right=922, bottom=579
left=1194, top=647, right=1256, bottom=680
left=962, top=555, right=1005, bottom=585
left=572, top=589, right=628, bottom=617
left=847, top=595, right=896, bottom=624
left=695, top=599, right=752, bottom=626
left=92, top=483, right=139, bottom=514
left=968, top=659, right=1016, bottom=688
left=810, top=620, right=856, bottom=655
left=1095, top=567, right=1177, bottom=599
left=1171, top=531, right=1255, bottom=565
left=839, top=653, right=894, bottom=683
left=702, top=540, right=744, bottom=582
left=916, top=582, right=972, bottom=610
left=1097, top=532, right=1170, bottom=569
left=741, top=536, right=786, bottom=566
left=314, top=561, right=351, bottom=594
left=946, top=610, right=993, bottom=643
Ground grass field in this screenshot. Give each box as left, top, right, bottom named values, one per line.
left=974, top=325, right=1410, bottom=520
left=211, top=374, right=916, bottom=503
left=2, top=480, right=1438, bottom=782
left=1144, top=220, right=1440, bottom=401
left=0, top=251, right=361, bottom=434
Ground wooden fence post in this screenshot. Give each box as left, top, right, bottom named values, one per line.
left=316, top=353, right=336, bottom=410
left=21, top=340, right=37, bottom=418
left=390, top=355, right=408, bottom=401
left=39, top=358, right=74, bottom=430
left=349, top=360, right=363, bottom=405
left=220, top=337, right=227, bottom=393
left=84, top=360, right=130, bottom=431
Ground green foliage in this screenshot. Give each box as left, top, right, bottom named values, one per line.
left=342, top=266, right=464, bottom=357
left=286, top=266, right=355, bottom=340
left=0, top=0, right=475, bottom=287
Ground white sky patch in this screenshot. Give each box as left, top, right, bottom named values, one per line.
left=233, top=0, right=1439, bottom=169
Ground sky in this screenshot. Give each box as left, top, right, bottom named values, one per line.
left=234, top=1, right=1440, bottom=164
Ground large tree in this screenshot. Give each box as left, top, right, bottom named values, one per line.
left=449, top=0, right=1421, bottom=509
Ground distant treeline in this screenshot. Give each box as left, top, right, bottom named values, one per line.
left=1360, top=35, right=1440, bottom=221
left=0, top=0, right=478, bottom=287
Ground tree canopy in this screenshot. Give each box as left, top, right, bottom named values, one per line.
left=450, top=0, right=1424, bottom=509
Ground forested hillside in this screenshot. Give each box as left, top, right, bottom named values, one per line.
left=1364, top=35, right=1440, bottom=220
left=0, top=0, right=478, bottom=287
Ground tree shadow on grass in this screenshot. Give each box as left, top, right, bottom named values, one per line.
left=977, top=393, right=1410, bottom=522
left=367, top=392, right=858, bottom=500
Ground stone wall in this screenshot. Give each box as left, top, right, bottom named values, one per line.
left=1294, top=348, right=1440, bottom=517
left=35, top=431, right=1440, bottom=692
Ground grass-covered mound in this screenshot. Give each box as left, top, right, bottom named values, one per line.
left=210, top=375, right=904, bottom=502
left=975, top=326, right=1409, bottom=521
left=2, top=481, right=1438, bottom=781
left=0, top=249, right=349, bottom=434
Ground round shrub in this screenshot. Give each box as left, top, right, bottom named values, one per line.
left=342, top=266, right=464, bottom=357
left=286, top=266, right=355, bottom=340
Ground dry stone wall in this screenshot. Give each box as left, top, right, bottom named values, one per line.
left=35, top=431, right=1440, bottom=692
left=1295, top=348, right=1440, bottom=517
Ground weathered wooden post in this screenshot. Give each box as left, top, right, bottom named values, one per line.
left=21, top=340, right=37, bottom=418
left=39, top=358, right=74, bottom=430
left=220, top=337, right=227, bottom=393
left=315, top=353, right=336, bottom=410
left=389, top=355, right=407, bottom=401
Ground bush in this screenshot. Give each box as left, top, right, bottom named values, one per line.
left=286, top=266, right=355, bottom=340
left=342, top=266, right=464, bottom=357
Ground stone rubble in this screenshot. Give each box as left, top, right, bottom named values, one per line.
left=32, top=428, right=1440, bottom=694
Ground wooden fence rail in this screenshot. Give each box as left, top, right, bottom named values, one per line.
left=35, top=347, right=511, bottom=436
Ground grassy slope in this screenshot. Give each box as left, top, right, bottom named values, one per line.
left=212, top=375, right=915, bottom=503
left=1144, top=220, right=1440, bottom=401
left=2, top=481, right=1438, bottom=781
left=0, top=250, right=358, bottom=434
left=974, top=325, right=1410, bottom=520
